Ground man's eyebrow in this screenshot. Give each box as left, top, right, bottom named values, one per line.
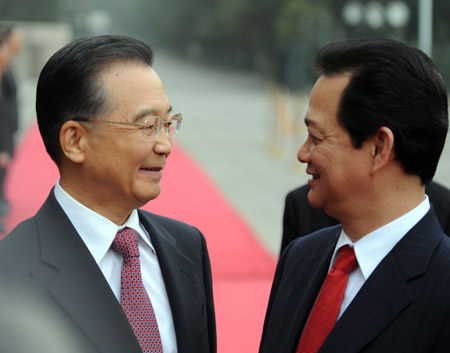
left=131, top=106, right=173, bottom=122
left=304, top=116, right=325, bottom=134
left=131, top=108, right=158, bottom=122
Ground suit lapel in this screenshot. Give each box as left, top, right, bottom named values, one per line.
left=36, top=190, right=142, bottom=353
left=320, top=209, right=444, bottom=353
left=320, top=251, right=412, bottom=353
left=278, top=230, right=340, bottom=352
left=138, top=211, right=201, bottom=352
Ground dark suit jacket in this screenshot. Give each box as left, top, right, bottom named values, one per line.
left=281, top=184, right=338, bottom=253
left=281, top=181, right=450, bottom=254
left=0, top=69, right=18, bottom=154
left=260, top=208, right=450, bottom=352
left=0, top=189, right=216, bottom=353
left=0, top=94, right=12, bottom=153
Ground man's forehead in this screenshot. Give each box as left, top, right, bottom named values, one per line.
left=99, top=60, right=154, bottom=76
left=304, top=116, right=326, bottom=133
left=98, top=61, right=164, bottom=96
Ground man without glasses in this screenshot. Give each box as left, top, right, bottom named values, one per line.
left=259, top=38, right=450, bottom=353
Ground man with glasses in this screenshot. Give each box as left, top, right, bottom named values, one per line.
left=0, top=35, right=216, bottom=353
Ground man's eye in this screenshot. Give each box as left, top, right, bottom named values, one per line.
left=144, top=117, right=159, bottom=130
left=309, top=134, right=319, bottom=142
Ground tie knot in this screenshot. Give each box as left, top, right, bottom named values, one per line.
left=333, top=245, right=358, bottom=273
left=111, top=227, right=140, bottom=260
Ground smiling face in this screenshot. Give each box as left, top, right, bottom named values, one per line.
left=297, top=74, right=373, bottom=220
left=76, top=61, right=172, bottom=220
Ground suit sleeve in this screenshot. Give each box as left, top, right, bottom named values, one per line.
left=259, top=242, right=291, bottom=352
left=0, top=99, right=12, bottom=153
left=198, top=228, right=217, bottom=353
left=281, top=191, right=298, bottom=254
left=434, top=318, right=450, bottom=352
left=425, top=182, right=450, bottom=236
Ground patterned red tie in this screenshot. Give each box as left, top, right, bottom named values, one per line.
left=296, top=245, right=358, bottom=353
left=112, top=227, right=163, bottom=353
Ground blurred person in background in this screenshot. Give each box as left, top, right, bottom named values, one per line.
left=280, top=181, right=450, bottom=254
left=0, top=29, right=6, bottom=233
left=0, top=35, right=216, bottom=353
left=260, top=38, right=450, bottom=353
left=0, top=24, right=21, bottom=232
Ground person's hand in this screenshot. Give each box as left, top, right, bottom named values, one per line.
left=0, top=151, right=10, bottom=168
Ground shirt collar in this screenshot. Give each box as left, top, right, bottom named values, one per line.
left=54, top=180, right=154, bottom=265
left=332, top=196, right=430, bottom=280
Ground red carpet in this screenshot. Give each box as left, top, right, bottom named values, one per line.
left=3, top=124, right=276, bottom=352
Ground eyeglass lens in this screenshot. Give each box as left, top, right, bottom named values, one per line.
left=143, top=115, right=182, bottom=140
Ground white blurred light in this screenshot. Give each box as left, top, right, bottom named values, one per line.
left=342, top=2, right=364, bottom=26
left=85, top=9, right=113, bottom=35
left=386, top=1, right=411, bottom=28
left=365, top=2, right=385, bottom=29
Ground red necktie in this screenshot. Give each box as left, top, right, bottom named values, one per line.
left=296, top=245, right=358, bottom=353
left=112, top=228, right=163, bottom=353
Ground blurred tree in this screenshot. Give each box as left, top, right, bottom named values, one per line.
left=327, top=0, right=449, bottom=84
left=272, top=0, right=341, bottom=89
left=147, top=0, right=348, bottom=90
left=144, top=0, right=214, bottom=50
left=8, top=0, right=445, bottom=88
left=58, top=0, right=448, bottom=89
left=195, top=0, right=282, bottom=71
left=0, top=0, right=61, bottom=21
left=142, top=0, right=281, bottom=74
left=432, top=0, right=450, bottom=85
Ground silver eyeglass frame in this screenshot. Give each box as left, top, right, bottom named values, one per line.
left=72, top=113, right=183, bottom=141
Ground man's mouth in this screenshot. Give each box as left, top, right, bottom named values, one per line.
left=140, top=167, right=162, bottom=172
left=306, top=168, right=320, bottom=179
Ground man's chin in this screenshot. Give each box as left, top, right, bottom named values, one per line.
left=135, top=188, right=161, bottom=206
left=307, top=193, right=324, bottom=210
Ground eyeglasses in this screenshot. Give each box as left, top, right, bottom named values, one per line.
left=72, top=113, right=183, bottom=141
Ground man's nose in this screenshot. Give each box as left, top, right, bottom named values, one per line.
left=297, top=140, right=311, bottom=163
left=153, top=129, right=172, bottom=156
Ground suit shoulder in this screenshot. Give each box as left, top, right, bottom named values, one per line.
left=435, top=235, right=450, bottom=261
left=292, top=224, right=340, bottom=246
left=286, top=184, right=310, bottom=201
left=426, top=181, right=450, bottom=215
left=138, top=210, right=205, bottom=245
left=427, top=181, right=450, bottom=197
left=283, top=225, right=341, bottom=259
left=138, top=209, right=196, bottom=230
left=0, top=217, right=38, bottom=250
left=0, top=217, right=42, bottom=275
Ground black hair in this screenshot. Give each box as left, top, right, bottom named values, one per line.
left=36, top=34, right=154, bottom=164
left=0, top=24, right=13, bottom=45
left=315, top=38, right=448, bottom=184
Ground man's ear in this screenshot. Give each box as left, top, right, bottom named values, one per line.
left=371, top=126, right=395, bottom=175
left=59, top=121, right=87, bottom=164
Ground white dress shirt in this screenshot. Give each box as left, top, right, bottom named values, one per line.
left=329, top=196, right=430, bottom=320
left=54, top=180, right=177, bottom=353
